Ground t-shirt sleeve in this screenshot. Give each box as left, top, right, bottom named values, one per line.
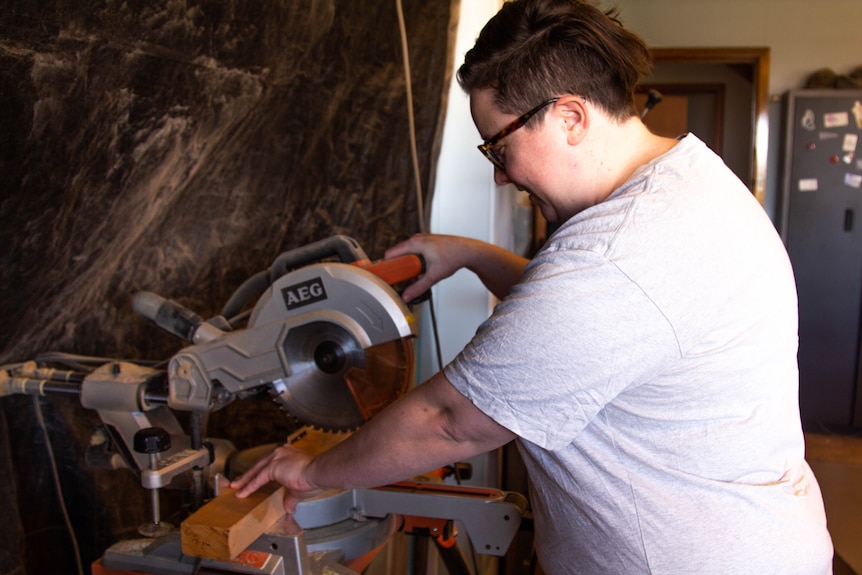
left=444, top=247, right=680, bottom=451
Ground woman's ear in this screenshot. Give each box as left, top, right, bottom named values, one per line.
left=557, top=95, right=589, bottom=146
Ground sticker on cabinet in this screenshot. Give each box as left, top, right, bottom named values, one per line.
left=799, top=178, right=819, bottom=192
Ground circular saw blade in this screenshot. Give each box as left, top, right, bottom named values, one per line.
left=271, top=321, right=414, bottom=430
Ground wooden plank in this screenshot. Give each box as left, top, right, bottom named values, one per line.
left=180, top=427, right=353, bottom=560
left=181, top=482, right=286, bottom=561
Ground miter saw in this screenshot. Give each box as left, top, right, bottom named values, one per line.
left=1, top=235, right=526, bottom=575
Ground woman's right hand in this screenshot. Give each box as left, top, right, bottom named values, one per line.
left=384, top=234, right=470, bottom=303
left=385, top=234, right=528, bottom=302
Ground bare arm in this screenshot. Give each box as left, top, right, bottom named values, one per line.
left=230, top=372, right=515, bottom=513
left=384, top=234, right=529, bottom=302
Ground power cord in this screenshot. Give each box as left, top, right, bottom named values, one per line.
left=395, top=0, right=444, bottom=373
left=32, top=395, right=84, bottom=575
left=395, top=0, right=426, bottom=233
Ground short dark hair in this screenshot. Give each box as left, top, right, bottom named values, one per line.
left=457, top=0, right=652, bottom=120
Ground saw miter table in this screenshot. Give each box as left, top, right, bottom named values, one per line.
left=1, top=235, right=526, bottom=575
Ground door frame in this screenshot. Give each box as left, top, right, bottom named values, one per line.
left=649, top=47, right=771, bottom=205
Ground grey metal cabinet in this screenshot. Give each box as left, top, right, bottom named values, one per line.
left=780, top=89, right=862, bottom=429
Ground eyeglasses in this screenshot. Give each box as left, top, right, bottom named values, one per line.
left=477, top=97, right=560, bottom=171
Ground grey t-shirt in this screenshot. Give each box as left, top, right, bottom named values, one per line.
left=445, top=135, right=833, bottom=574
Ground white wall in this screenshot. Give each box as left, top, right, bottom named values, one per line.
left=417, top=0, right=514, bottom=385
left=613, top=0, right=862, bottom=95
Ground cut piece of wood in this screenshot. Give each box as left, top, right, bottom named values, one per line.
left=180, top=427, right=352, bottom=561
left=181, top=482, right=286, bottom=561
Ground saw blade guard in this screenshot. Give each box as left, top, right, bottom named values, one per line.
left=164, top=259, right=418, bottom=429
left=251, top=262, right=417, bottom=429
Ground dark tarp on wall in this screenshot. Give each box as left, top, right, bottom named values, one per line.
left=0, top=1, right=458, bottom=572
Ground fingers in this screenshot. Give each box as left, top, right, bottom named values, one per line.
left=385, top=235, right=432, bottom=302
left=283, top=493, right=302, bottom=515
left=384, top=233, right=437, bottom=261
left=383, top=238, right=413, bottom=259
left=385, top=234, right=462, bottom=302
left=229, top=444, right=318, bottom=506
left=400, top=276, right=434, bottom=303
left=232, top=466, right=272, bottom=499
left=230, top=450, right=275, bottom=497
